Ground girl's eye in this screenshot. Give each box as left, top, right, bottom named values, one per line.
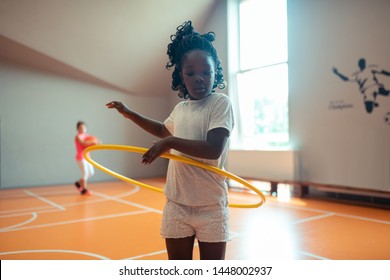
left=184, top=70, right=213, bottom=78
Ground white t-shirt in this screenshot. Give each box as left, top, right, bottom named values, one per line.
left=163, top=93, right=234, bottom=206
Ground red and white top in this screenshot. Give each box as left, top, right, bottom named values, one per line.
left=74, top=133, right=90, bottom=161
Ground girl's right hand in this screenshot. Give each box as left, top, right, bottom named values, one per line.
left=106, top=101, right=128, bottom=115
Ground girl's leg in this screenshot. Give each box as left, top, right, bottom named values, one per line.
left=165, top=236, right=195, bottom=260
left=79, top=179, right=90, bottom=195
left=74, top=180, right=81, bottom=191
left=79, top=178, right=86, bottom=190
left=78, top=160, right=91, bottom=195
left=76, top=160, right=86, bottom=193
left=87, top=162, right=95, bottom=179
left=198, top=241, right=226, bottom=260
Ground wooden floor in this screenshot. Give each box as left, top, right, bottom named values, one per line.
left=1, top=178, right=389, bottom=260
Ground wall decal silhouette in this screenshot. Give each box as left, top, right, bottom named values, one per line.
left=333, top=58, right=390, bottom=113
left=384, top=112, right=390, bottom=125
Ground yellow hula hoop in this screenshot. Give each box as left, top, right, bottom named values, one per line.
left=83, top=144, right=266, bottom=208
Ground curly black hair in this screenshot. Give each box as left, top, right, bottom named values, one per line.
left=166, top=21, right=225, bottom=99
left=76, top=121, right=85, bottom=129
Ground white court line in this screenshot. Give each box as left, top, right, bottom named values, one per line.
left=124, top=232, right=241, bottom=260
left=124, top=243, right=200, bottom=260
left=125, top=249, right=168, bottom=260
left=0, top=188, right=141, bottom=216
left=0, top=205, right=53, bottom=215
left=0, top=210, right=150, bottom=233
left=0, top=249, right=110, bottom=260
left=291, top=213, right=335, bottom=225
left=298, top=250, right=331, bottom=260
left=0, top=199, right=119, bottom=218
left=266, top=200, right=390, bottom=225
left=63, top=189, right=142, bottom=208
left=31, top=185, right=141, bottom=199
left=92, top=191, right=163, bottom=214
left=229, top=193, right=390, bottom=225
left=114, top=185, right=141, bottom=197
left=24, top=190, right=65, bottom=211
left=0, top=212, right=38, bottom=231
left=331, top=212, right=390, bottom=225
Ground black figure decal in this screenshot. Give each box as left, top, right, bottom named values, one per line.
left=333, top=58, right=390, bottom=113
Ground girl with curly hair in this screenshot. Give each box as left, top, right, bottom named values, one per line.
left=106, top=21, right=234, bottom=260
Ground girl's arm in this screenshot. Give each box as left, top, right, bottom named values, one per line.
left=106, top=101, right=171, bottom=138
left=333, top=67, right=350, bottom=81
left=75, top=135, right=98, bottom=146
left=141, top=127, right=230, bottom=164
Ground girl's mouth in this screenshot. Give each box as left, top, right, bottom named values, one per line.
left=193, top=87, right=206, bottom=92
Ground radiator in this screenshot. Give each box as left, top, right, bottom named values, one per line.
left=226, top=150, right=299, bottom=181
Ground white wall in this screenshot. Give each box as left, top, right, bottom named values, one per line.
left=288, top=0, right=390, bottom=191
left=0, top=0, right=216, bottom=97
left=0, top=59, right=170, bottom=188
left=225, top=0, right=389, bottom=192
left=203, top=0, right=228, bottom=84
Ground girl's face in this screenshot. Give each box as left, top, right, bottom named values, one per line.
left=78, top=124, right=87, bottom=134
left=181, top=50, right=216, bottom=100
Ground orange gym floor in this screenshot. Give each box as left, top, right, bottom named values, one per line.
left=0, top=178, right=389, bottom=260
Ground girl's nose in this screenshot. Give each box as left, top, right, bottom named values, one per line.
left=195, top=75, right=204, bottom=82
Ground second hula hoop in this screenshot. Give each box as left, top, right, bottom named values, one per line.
left=83, top=144, right=266, bottom=208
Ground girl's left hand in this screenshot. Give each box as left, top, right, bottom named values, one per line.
left=141, top=137, right=172, bottom=165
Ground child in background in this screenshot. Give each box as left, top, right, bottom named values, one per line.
left=74, top=121, right=98, bottom=195
left=106, top=21, right=234, bottom=260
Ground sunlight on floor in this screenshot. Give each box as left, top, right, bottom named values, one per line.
left=229, top=179, right=292, bottom=202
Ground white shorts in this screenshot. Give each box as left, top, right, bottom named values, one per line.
left=161, top=199, right=230, bottom=243
left=76, top=159, right=94, bottom=181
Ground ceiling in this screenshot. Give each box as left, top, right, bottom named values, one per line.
left=0, top=0, right=218, bottom=96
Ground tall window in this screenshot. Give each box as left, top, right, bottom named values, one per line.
left=230, top=0, right=289, bottom=150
